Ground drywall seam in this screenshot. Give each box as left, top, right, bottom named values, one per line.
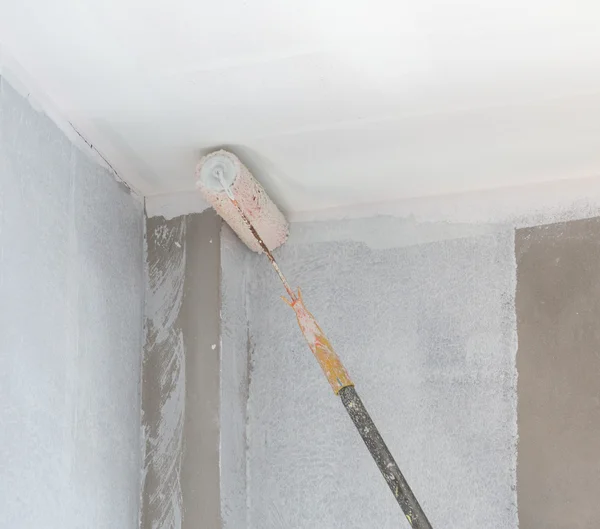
left=141, top=218, right=187, bottom=529
left=0, top=44, right=143, bottom=199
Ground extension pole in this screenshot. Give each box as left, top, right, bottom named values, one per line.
left=286, top=286, right=433, bottom=529
left=339, top=386, right=432, bottom=529
left=227, top=195, right=434, bottom=528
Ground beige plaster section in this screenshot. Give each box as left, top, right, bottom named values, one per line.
left=180, top=211, right=222, bottom=529
left=516, top=217, right=600, bottom=529
left=141, top=210, right=221, bottom=529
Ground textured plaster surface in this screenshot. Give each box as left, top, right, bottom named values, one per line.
left=0, top=75, right=145, bottom=528
left=142, top=215, right=187, bottom=529
left=223, top=219, right=519, bottom=528
left=141, top=211, right=222, bottom=529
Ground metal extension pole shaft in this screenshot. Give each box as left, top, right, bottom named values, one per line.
left=339, top=386, right=433, bottom=529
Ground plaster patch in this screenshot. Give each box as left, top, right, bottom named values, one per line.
left=141, top=218, right=187, bottom=529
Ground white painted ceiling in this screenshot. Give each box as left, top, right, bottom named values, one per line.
left=2, top=1, right=600, bottom=214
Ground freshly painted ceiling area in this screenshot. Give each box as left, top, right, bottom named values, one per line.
left=1, top=1, right=600, bottom=214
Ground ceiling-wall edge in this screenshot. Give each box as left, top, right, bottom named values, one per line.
left=289, top=175, right=600, bottom=228
left=0, top=43, right=145, bottom=199
left=145, top=174, right=600, bottom=229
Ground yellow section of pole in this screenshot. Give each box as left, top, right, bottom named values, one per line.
left=284, top=288, right=353, bottom=394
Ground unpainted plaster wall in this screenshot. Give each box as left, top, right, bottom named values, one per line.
left=516, top=218, right=600, bottom=529
left=141, top=210, right=221, bottom=529
left=0, top=76, right=145, bottom=528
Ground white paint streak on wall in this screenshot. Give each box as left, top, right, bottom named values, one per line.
left=221, top=217, right=518, bottom=528
left=142, top=219, right=187, bottom=529
left=287, top=216, right=497, bottom=250
left=145, top=191, right=209, bottom=221
left=289, top=175, right=600, bottom=227
left=0, top=75, right=145, bottom=528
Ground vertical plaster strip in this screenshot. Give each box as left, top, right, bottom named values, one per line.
left=141, top=217, right=187, bottom=529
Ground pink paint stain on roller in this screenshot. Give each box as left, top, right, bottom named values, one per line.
left=196, top=150, right=289, bottom=253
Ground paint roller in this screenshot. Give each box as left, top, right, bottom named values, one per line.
left=196, top=150, right=433, bottom=529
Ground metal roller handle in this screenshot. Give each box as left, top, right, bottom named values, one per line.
left=286, top=292, right=433, bottom=528
left=339, top=385, right=433, bottom=529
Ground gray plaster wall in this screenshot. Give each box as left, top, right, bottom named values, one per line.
left=0, top=76, right=145, bottom=528
left=222, top=219, right=519, bottom=528
left=217, top=214, right=600, bottom=529
left=141, top=211, right=221, bottom=529
left=516, top=218, right=600, bottom=529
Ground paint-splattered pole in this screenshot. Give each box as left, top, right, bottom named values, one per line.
left=339, top=386, right=433, bottom=528
left=288, top=290, right=433, bottom=529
